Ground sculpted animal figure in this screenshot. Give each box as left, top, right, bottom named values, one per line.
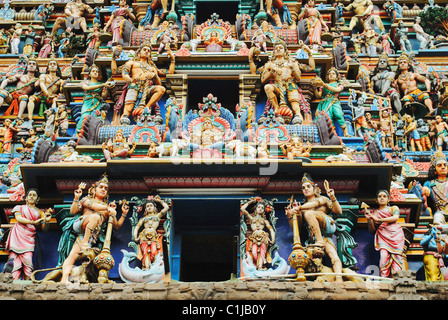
left=31, top=248, right=100, bottom=284
left=226, top=139, right=257, bottom=158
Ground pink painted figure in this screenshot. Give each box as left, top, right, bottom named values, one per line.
left=5, top=188, right=52, bottom=280
left=38, top=33, right=54, bottom=58
left=362, top=190, right=406, bottom=278
left=241, top=198, right=275, bottom=271
left=103, top=0, right=136, bottom=46
left=296, top=0, right=329, bottom=44
left=380, top=32, right=394, bottom=54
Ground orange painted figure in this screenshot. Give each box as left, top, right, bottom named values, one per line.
left=133, top=196, right=169, bottom=270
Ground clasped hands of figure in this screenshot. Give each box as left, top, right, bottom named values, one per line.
left=360, top=202, right=382, bottom=224
left=31, top=209, right=53, bottom=225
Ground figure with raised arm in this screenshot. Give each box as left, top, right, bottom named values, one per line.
left=5, top=188, right=52, bottom=280
left=361, top=190, right=406, bottom=278
left=133, top=196, right=169, bottom=270
left=59, top=174, right=128, bottom=283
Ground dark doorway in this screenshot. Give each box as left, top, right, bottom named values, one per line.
left=174, top=199, right=240, bottom=282
left=196, top=1, right=240, bottom=24
left=180, top=234, right=235, bottom=281
left=187, top=79, right=239, bottom=114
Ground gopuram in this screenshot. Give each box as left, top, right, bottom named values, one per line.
left=0, top=0, right=447, bottom=302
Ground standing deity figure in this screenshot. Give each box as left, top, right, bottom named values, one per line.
left=362, top=190, right=406, bottom=278
left=423, top=151, right=448, bottom=226
left=27, top=58, right=64, bottom=121
left=241, top=198, right=276, bottom=271
left=396, top=20, right=412, bottom=54
left=59, top=175, right=128, bottom=283
left=120, top=42, right=175, bottom=125
left=378, top=107, right=394, bottom=148
left=313, top=68, right=350, bottom=137
left=1, top=118, right=22, bottom=153
left=256, top=40, right=315, bottom=125
left=420, top=226, right=448, bottom=281
left=77, top=64, right=115, bottom=133
left=370, top=53, right=402, bottom=114
left=51, top=0, right=94, bottom=34
left=103, top=0, right=136, bottom=46
left=402, top=114, right=423, bottom=152
left=342, top=0, right=385, bottom=33
left=431, top=115, right=448, bottom=151
left=5, top=189, right=52, bottom=280
left=394, top=53, right=434, bottom=116
left=296, top=0, right=329, bottom=45
left=416, top=118, right=431, bottom=151
left=133, top=196, right=169, bottom=270
left=285, top=173, right=344, bottom=282
left=10, top=24, right=23, bottom=55
left=22, top=25, right=36, bottom=56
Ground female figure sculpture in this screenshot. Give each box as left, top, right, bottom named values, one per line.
left=76, top=64, right=115, bottom=133
left=362, top=190, right=406, bottom=278
left=296, top=0, right=329, bottom=45
left=133, top=196, right=169, bottom=270
left=5, top=189, right=52, bottom=280
left=241, top=198, right=276, bottom=270
left=313, top=68, right=350, bottom=136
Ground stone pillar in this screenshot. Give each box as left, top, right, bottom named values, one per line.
left=165, top=73, right=188, bottom=119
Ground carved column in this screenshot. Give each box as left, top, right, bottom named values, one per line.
left=165, top=74, right=188, bottom=118
left=239, top=73, right=261, bottom=109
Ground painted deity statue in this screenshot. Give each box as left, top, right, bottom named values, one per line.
left=420, top=226, right=448, bottom=281
left=77, top=64, right=115, bottom=133
left=1, top=118, right=22, bottom=153
left=5, top=189, right=52, bottom=280
left=102, top=129, right=136, bottom=160
left=241, top=198, right=276, bottom=271
left=10, top=24, right=23, bottom=55
left=285, top=173, right=344, bottom=282
left=190, top=116, right=224, bottom=154
left=296, top=0, right=329, bottom=45
left=370, top=53, right=402, bottom=114
left=378, top=107, right=394, bottom=148
left=103, top=0, right=136, bottom=46
left=313, top=68, right=350, bottom=137
left=402, top=114, right=423, bottom=152
left=413, top=16, right=433, bottom=50
left=432, top=115, right=448, bottom=151
left=133, top=196, right=169, bottom=270
left=27, top=57, right=64, bottom=121
left=342, top=0, right=385, bottom=32
left=59, top=175, right=128, bottom=283
left=394, top=53, right=434, bottom=116
left=120, top=42, right=175, bottom=124
left=362, top=190, right=406, bottom=278
left=423, top=151, right=448, bottom=227
left=255, top=40, right=315, bottom=125
left=280, top=135, right=312, bottom=159
left=396, top=20, right=412, bottom=54
left=51, top=0, right=94, bottom=34
left=0, top=56, right=40, bottom=119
